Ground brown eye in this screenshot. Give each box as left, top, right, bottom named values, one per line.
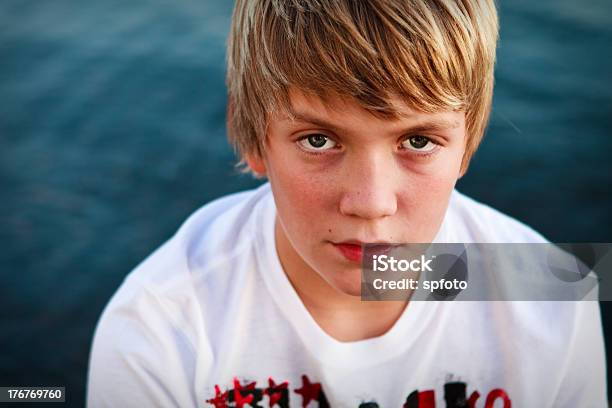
left=410, top=136, right=428, bottom=148
left=308, top=134, right=327, bottom=148
left=401, top=135, right=435, bottom=152
left=298, top=134, right=337, bottom=151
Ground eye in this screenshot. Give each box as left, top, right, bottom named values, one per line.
left=401, top=135, right=436, bottom=153
left=297, top=134, right=338, bottom=152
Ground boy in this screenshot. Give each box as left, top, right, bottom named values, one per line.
left=87, top=0, right=606, bottom=406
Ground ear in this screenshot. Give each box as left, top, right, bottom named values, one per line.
left=245, top=154, right=267, bottom=177
left=458, top=149, right=470, bottom=179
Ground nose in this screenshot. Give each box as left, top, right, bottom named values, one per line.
left=338, top=152, right=398, bottom=220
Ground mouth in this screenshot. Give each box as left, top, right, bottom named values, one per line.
left=331, top=240, right=398, bottom=263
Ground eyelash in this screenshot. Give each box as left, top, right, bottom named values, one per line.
left=295, top=133, right=440, bottom=157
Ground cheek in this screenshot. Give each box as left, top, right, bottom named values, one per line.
left=420, top=143, right=463, bottom=191
left=397, top=152, right=462, bottom=237
left=413, top=160, right=459, bottom=206
left=268, top=158, right=335, bottom=238
left=400, top=174, right=454, bottom=222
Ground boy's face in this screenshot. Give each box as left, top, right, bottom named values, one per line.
left=248, top=89, right=466, bottom=296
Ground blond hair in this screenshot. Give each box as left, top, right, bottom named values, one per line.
left=226, top=0, right=499, bottom=172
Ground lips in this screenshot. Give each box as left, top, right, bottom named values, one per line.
left=332, top=241, right=397, bottom=263
left=333, top=243, right=363, bottom=263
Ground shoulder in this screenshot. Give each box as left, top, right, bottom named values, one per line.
left=443, top=192, right=606, bottom=403
left=444, top=189, right=548, bottom=243
left=93, top=182, right=273, bottom=357
left=125, top=182, right=272, bottom=290
left=88, top=184, right=274, bottom=405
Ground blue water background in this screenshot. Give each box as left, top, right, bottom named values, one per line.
left=1, top=0, right=611, bottom=406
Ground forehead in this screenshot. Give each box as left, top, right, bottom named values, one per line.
left=272, top=88, right=463, bottom=134
left=285, top=88, right=412, bottom=120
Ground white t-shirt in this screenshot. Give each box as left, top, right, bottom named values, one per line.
left=87, top=183, right=607, bottom=407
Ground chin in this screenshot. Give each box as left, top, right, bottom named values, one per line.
left=338, top=285, right=363, bottom=297
left=329, top=273, right=363, bottom=297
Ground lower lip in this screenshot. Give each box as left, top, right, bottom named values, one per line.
left=368, top=244, right=397, bottom=256
left=333, top=243, right=363, bottom=263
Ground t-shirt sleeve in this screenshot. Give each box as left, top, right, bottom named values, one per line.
left=552, top=301, right=608, bottom=407
left=86, top=279, right=201, bottom=408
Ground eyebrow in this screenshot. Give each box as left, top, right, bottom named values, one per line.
left=285, top=110, right=461, bottom=135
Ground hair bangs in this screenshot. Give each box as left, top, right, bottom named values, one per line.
left=227, top=0, right=498, bottom=170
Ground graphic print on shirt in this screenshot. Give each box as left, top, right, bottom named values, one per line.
left=205, top=375, right=511, bottom=407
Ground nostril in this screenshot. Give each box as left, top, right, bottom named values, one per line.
left=339, top=190, right=398, bottom=220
